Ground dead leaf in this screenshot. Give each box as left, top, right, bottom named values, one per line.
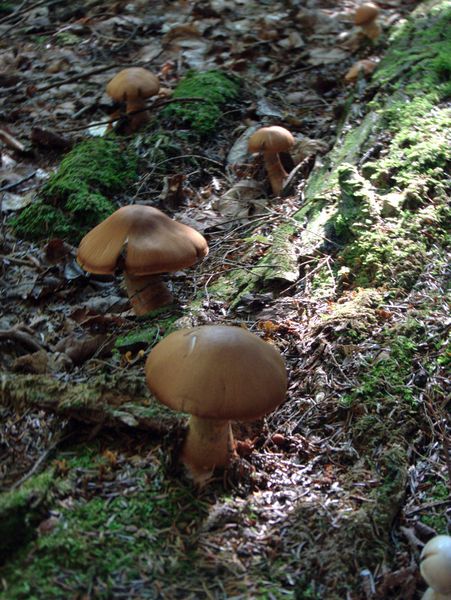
left=308, top=47, right=348, bottom=65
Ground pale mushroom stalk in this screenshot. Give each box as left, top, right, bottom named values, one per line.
left=123, top=273, right=173, bottom=315
left=182, top=417, right=232, bottom=477
left=262, top=147, right=289, bottom=196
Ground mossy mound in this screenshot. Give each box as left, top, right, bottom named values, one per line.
left=162, top=70, right=240, bottom=135
left=0, top=443, right=209, bottom=600
left=0, top=470, right=56, bottom=563
left=11, top=138, right=138, bottom=242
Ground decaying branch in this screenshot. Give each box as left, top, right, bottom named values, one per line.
left=0, top=372, right=181, bottom=433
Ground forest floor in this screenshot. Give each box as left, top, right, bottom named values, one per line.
left=0, top=0, right=449, bottom=599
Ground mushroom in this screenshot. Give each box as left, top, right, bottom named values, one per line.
left=344, top=59, right=378, bottom=83
left=106, top=67, right=160, bottom=131
left=354, top=3, right=381, bottom=40
left=77, top=205, right=208, bottom=315
left=248, top=125, right=295, bottom=196
left=145, top=325, right=287, bottom=481
left=420, top=535, right=451, bottom=600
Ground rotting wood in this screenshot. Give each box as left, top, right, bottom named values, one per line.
left=0, top=373, right=181, bottom=433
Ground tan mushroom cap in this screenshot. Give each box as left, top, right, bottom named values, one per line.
left=77, top=205, right=208, bottom=276
left=248, top=126, right=295, bottom=154
left=354, top=3, right=380, bottom=25
left=145, top=325, right=287, bottom=420
left=106, top=67, right=160, bottom=103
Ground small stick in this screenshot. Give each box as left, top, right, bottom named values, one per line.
left=55, top=97, right=210, bottom=133
left=0, top=171, right=36, bottom=192
left=0, top=329, right=43, bottom=353
left=36, top=63, right=119, bottom=93
left=10, top=430, right=72, bottom=490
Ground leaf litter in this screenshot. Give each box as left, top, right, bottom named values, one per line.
left=0, top=0, right=449, bottom=598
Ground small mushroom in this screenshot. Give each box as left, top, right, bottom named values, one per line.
left=344, top=59, right=378, bottom=83
left=145, top=325, right=287, bottom=482
left=77, top=205, right=208, bottom=315
left=354, top=3, right=381, bottom=40
left=420, top=535, right=451, bottom=600
left=106, top=67, right=160, bottom=131
left=248, top=125, right=295, bottom=196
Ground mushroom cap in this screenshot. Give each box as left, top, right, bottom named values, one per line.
left=354, top=3, right=380, bottom=25
left=145, top=325, right=287, bottom=420
left=420, top=535, right=451, bottom=594
left=106, top=67, right=160, bottom=103
left=77, top=205, right=208, bottom=276
left=248, top=126, right=295, bottom=154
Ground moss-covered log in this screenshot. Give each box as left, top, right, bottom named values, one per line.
left=209, top=0, right=450, bottom=303
left=0, top=373, right=181, bottom=432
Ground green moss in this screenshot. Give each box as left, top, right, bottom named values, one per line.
left=55, top=32, right=80, bottom=46
left=340, top=332, right=418, bottom=412
left=332, top=164, right=380, bottom=239
left=420, top=482, right=449, bottom=533
left=367, top=99, right=451, bottom=192
left=162, top=70, right=240, bottom=135
left=0, top=446, right=209, bottom=600
left=339, top=201, right=449, bottom=290
left=0, top=470, right=56, bottom=561
left=8, top=202, right=75, bottom=239
left=375, top=1, right=451, bottom=97
left=114, top=317, right=178, bottom=352
left=11, top=139, right=138, bottom=242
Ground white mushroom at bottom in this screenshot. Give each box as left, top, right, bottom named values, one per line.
left=420, top=535, right=451, bottom=600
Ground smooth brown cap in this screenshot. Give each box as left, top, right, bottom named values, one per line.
left=77, top=205, right=208, bottom=275
left=145, top=325, right=287, bottom=420
left=248, top=126, right=294, bottom=154
left=106, top=68, right=160, bottom=102
left=354, top=3, right=379, bottom=25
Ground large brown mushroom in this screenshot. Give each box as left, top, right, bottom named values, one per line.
left=354, top=3, right=381, bottom=40
left=248, top=125, right=295, bottom=196
left=77, top=206, right=208, bottom=315
left=145, top=325, right=287, bottom=482
left=106, top=67, right=160, bottom=131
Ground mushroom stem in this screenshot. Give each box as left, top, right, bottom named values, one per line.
left=263, top=150, right=288, bottom=196
left=361, top=21, right=381, bottom=40
left=124, top=273, right=173, bottom=315
left=182, top=416, right=232, bottom=479
left=125, top=99, right=150, bottom=130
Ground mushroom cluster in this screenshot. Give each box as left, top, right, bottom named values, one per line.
left=82, top=70, right=290, bottom=483
left=77, top=205, right=208, bottom=315
left=145, top=325, right=287, bottom=481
